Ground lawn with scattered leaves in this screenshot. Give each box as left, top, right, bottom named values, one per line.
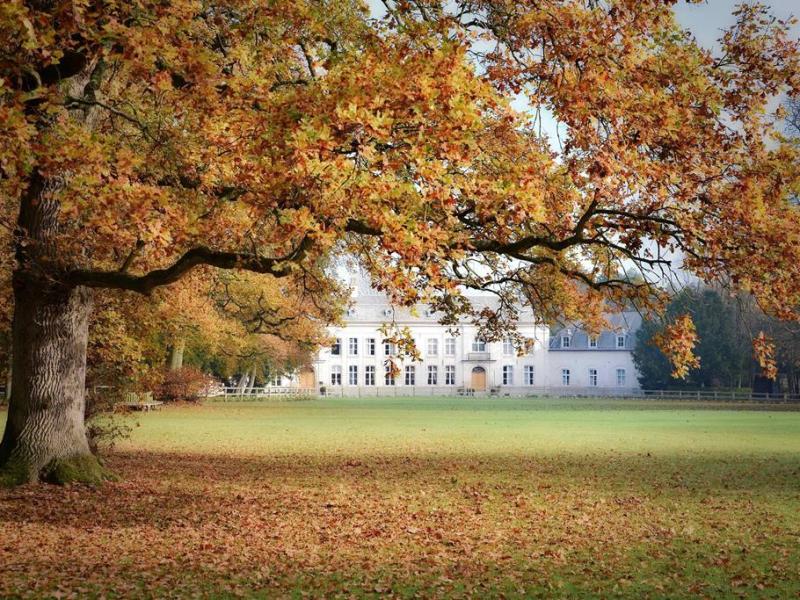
left=1, top=397, right=800, bottom=598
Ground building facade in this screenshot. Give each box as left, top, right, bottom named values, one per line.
left=302, top=282, right=642, bottom=395
left=547, top=312, right=642, bottom=393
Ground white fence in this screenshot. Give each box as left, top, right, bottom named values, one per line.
left=206, top=385, right=800, bottom=403
left=209, top=386, right=316, bottom=400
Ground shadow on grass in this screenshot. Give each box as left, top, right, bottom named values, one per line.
left=1, top=449, right=797, bottom=529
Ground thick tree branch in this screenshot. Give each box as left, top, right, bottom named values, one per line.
left=66, top=237, right=313, bottom=294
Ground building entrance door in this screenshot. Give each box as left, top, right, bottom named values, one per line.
left=299, top=367, right=316, bottom=389
left=470, top=366, right=487, bottom=391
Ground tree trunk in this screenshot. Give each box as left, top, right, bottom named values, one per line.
left=0, top=278, right=110, bottom=485
left=4, top=349, right=11, bottom=403
left=247, top=368, right=258, bottom=394
left=0, top=57, right=115, bottom=486
left=169, top=337, right=186, bottom=370
left=237, top=369, right=250, bottom=393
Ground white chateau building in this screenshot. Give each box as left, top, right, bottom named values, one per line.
left=298, top=278, right=642, bottom=396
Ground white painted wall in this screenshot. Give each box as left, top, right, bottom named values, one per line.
left=313, top=321, right=551, bottom=391
left=546, top=350, right=639, bottom=392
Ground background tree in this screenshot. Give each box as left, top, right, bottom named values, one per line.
left=1, top=1, right=799, bottom=484
left=735, top=293, right=800, bottom=394
left=634, top=287, right=752, bottom=390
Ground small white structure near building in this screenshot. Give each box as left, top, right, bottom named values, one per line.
left=298, top=278, right=642, bottom=396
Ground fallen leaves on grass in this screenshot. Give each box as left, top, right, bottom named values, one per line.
left=1, top=451, right=799, bottom=598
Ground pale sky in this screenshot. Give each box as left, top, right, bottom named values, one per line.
left=674, top=1, right=798, bottom=49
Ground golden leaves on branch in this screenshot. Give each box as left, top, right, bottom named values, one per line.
left=753, top=331, right=778, bottom=381
left=653, top=315, right=700, bottom=380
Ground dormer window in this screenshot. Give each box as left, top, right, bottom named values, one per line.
left=383, top=307, right=394, bottom=317
left=424, top=308, right=435, bottom=317
left=561, top=336, right=571, bottom=348
left=589, top=335, right=598, bottom=349
left=346, top=307, right=357, bottom=317
left=616, top=334, right=626, bottom=349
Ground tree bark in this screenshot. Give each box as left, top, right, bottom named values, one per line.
left=0, top=278, right=109, bottom=484
left=0, top=160, right=111, bottom=485
left=4, top=349, right=11, bottom=403
left=169, top=337, right=186, bottom=371
left=236, top=369, right=253, bottom=394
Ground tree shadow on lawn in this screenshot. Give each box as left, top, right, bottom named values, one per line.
left=0, top=450, right=799, bottom=598
left=1, top=450, right=797, bottom=527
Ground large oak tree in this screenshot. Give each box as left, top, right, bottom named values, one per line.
left=0, top=0, right=798, bottom=483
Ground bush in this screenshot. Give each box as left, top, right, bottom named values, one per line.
left=85, top=387, right=135, bottom=454
left=154, top=367, right=214, bottom=403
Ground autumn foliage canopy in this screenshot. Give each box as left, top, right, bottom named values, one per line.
left=1, top=0, right=799, bottom=373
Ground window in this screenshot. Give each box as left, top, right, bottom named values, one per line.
left=365, top=365, right=375, bottom=386
left=331, top=338, right=341, bottom=355
left=348, top=365, right=358, bottom=385
left=385, top=366, right=395, bottom=386
left=561, top=369, right=570, bottom=386
left=589, top=336, right=598, bottom=349
left=331, top=366, right=342, bottom=385
left=445, top=365, right=456, bottom=385
left=524, top=365, right=534, bottom=385
left=346, top=307, right=356, bottom=317
left=502, top=365, right=514, bottom=385
left=384, top=341, right=396, bottom=356
left=561, top=336, right=571, bottom=348
left=427, top=338, right=438, bottom=356
left=616, top=368, right=626, bottom=386
left=348, top=337, right=358, bottom=356
left=616, top=335, right=626, bottom=349
left=424, top=308, right=435, bottom=317
left=445, top=338, right=456, bottom=356
left=367, top=338, right=376, bottom=356
left=589, top=368, right=598, bottom=387
left=405, top=365, right=416, bottom=386
left=472, top=338, right=486, bottom=352
left=427, top=365, right=438, bottom=385
left=503, top=338, right=514, bottom=356
left=383, top=307, right=394, bottom=317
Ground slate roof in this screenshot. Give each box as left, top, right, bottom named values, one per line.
left=548, top=312, right=642, bottom=351
left=343, top=294, right=537, bottom=326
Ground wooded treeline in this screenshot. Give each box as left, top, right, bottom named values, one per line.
left=634, top=287, right=800, bottom=393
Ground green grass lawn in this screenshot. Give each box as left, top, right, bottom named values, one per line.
left=120, top=396, right=800, bottom=457
left=1, top=397, right=800, bottom=598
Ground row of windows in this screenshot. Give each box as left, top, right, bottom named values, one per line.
left=330, top=365, right=458, bottom=386
left=330, top=365, right=537, bottom=386
left=501, top=365, right=535, bottom=385
left=560, top=368, right=627, bottom=386
left=330, top=365, right=627, bottom=387
left=561, top=334, right=627, bottom=349
left=331, top=337, right=525, bottom=357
